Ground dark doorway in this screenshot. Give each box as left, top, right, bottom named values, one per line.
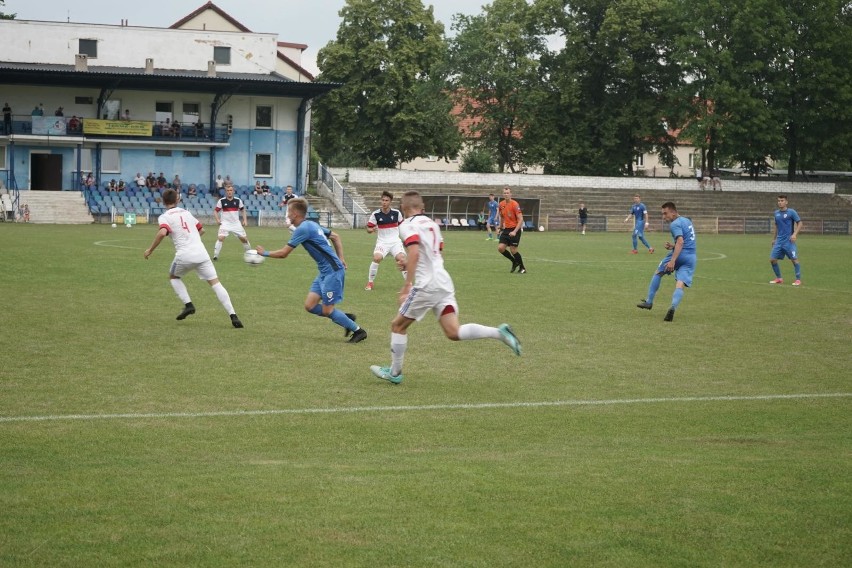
left=31, top=154, right=63, bottom=190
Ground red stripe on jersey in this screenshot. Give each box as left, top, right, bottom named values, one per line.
left=377, top=222, right=399, bottom=229
left=159, top=223, right=171, bottom=234
left=218, top=206, right=241, bottom=212
left=196, top=222, right=203, bottom=231
left=403, top=234, right=420, bottom=247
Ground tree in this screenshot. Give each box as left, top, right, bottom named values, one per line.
left=448, top=0, right=545, bottom=173
left=528, top=0, right=682, bottom=176
left=0, top=0, right=15, bottom=19
left=313, top=0, right=461, bottom=168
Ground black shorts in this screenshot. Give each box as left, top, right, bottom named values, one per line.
left=499, top=228, right=522, bottom=247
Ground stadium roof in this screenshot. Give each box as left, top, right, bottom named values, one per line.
left=0, top=62, right=338, bottom=99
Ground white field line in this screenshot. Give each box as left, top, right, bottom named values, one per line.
left=1, top=393, right=849, bottom=424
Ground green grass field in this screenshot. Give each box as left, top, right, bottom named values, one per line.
left=1, top=223, right=850, bottom=567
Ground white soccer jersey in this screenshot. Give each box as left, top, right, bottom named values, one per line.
left=367, top=207, right=404, bottom=245
left=399, top=213, right=454, bottom=293
left=215, top=197, right=244, bottom=229
left=157, top=207, right=209, bottom=262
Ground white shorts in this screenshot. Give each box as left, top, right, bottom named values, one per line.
left=171, top=257, right=218, bottom=281
left=218, top=224, right=247, bottom=239
left=399, top=287, right=458, bottom=322
left=374, top=240, right=405, bottom=259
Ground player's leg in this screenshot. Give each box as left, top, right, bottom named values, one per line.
left=769, top=245, right=783, bottom=282
left=199, top=262, right=242, bottom=327
left=168, top=261, right=196, bottom=319
left=632, top=230, right=639, bottom=252
left=315, top=272, right=364, bottom=340
left=394, top=251, right=408, bottom=280
left=237, top=232, right=251, bottom=252
left=788, top=245, right=801, bottom=284
left=213, top=231, right=226, bottom=259
left=497, top=236, right=517, bottom=271
left=367, top=250, right=383, bottom=289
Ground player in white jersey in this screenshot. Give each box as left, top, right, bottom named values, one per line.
left=212, top=184, right=251, bottom=260
left=370, top=190, right=521, bottom=385
left=364, top=190, right=407, bottom=290
left=144, top=188, right=243, bottom=328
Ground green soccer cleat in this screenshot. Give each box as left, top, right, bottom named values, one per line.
left=498, top=323, right=522, bottom=356
left=370, top=365, right=403, bottom=384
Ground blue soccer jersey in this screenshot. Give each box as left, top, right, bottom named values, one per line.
left=630, top=203, right=647, bottom=229
left=670, top=216, right=696, bottom=253
left=774, top=208, right=801, bottom=242
left=288, top=220, right=344, bottom=275
left=487, top=200, right=499, bottom=223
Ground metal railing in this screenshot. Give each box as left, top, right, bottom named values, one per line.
left=3, top=115, right=231, bottom=143
left=317, top=163, right=369, bottom=228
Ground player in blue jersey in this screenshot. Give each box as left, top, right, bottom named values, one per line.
left=485, top=193, right=499, bottom=240
left=636, top=202, right=696, bottom=322
left=256, top=198, right=367, bottom=343
left=769, top=195, right=803, bottom=286
left=624, top=194, right=654, bottom=254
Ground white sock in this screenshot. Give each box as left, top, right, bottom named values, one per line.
left=213, top=241, right=222, bottom=257
left=458, top=323, right=501, bottom=341
left=211, top=282, right=235, bottom=314
left=242, top=241, right=251, bottom=251
left=368, top=262, right=379, bottom=283
left=170, top=278, right=191, bottom=304
left=390, top=332, right=408, bottom=376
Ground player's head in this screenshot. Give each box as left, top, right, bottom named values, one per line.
left=162, top=188, right=179, bottom=207
left=777, top=195, right=788, bottom=209
left=489, top=193, right=495, bottom=200
left=381, top=191, right=393, bottom=209
left=401, top=190, right=424, bottom=217
left=633, top=194, right=641, bottom=203
left=502, top=186, right=512, bottom=199
left=661, top=202, right=678, bottom=221
left=285, top=185, right=293, bottom=194
left=225, top=185, right=234, bottom=197
left=287, top=197, right=308, bottom=226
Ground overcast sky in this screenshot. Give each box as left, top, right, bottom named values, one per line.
left=6, top=0, right=489, bottom=75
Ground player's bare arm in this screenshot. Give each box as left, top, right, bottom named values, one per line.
left=143, top=228, right=168, bottom=259
left=665, top=237, right=684, bottom=273
left=255, top=244, right=294, bottom=259
left=329, top=232, right=347, bottom=269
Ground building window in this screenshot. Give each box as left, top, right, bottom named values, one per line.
left=182, top=102, right=200, bottom=124
left=255, top=105, right=272, bottom=129
left=255, top=154, right=272, bottom=176
left=183, top=151, right=200, bottom=158
left=213, top=46, right=231, bottom=65
left=75, top=148, right=92, bottom=172
left=102, top=149, right=120, bottom=173
left=634, top=155, right=644, bottom=167
left=155, top=150, right=172, bottom=157
left=425, top=155, right=438, bottom=162
left=689, top=154, right=698, bottom=168
left=79, top=39, right=98, bottom=58
left=75, top=96, right=94, bottom=105
left=0, top=146, right=6, bottom=169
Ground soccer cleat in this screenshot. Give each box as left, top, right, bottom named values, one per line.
left=636, top=301, right=653, bottom=310
left=230, top=314, right=244, bottom=328
left=518, top=268, right=526, bottom=274
left=212, top=256, right=218, bottom=261
left=792, top=280, right=801, bottom=286
left=344, top=313, right=357, bottom=337
left=648, top=248, right=655, bottom=254
left=365, top=282, right=373, bottom=291
left=498, top=323, right=522, bottom=356
left=348, top=328, right=367, bottom=343
left=510, top=258, right=520, bottom=273
left=176, top=303, right=196, bottom=320
left=630, top=250, right=639, bottom=254
left=663, top=308, right=675, bottom=322
left=370, top=365, right=403, bottom=384
left=769, top=278, right=783, bottom=284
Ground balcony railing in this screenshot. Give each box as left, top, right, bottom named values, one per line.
left=1, top=115, right=231, bottom=143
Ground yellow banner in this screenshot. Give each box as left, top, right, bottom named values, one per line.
left=83, top=119, right=153, bottom=136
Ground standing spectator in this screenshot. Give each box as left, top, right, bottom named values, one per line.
left=369, top=190, right=521, bottom=385
left=578, top=201, right=588, bottom=235
left=212, top=184, right=251, bottom=261
left=255, top=198, right=366, bottom=343
left=143, top=188, right=243, bottom=328
left=21, top=203, right=30, bottom=223
left=31, top=105, right=43, bottom=116
left=484, top=193, right=499, bottom=241
left=194, top=118, right=204, bottom=138
left=171, top=119, right=181, bottom=138
left=636, top=202, right=696, bottom=322
left=497, top=186, right=527, bottom=273
left=624, top=194, right=654, bottom=254
left=213, top=174, right=225, bottom=196
left=122, top=109, right=131, bottom=121
left=159, top=118, right=171, bottom=136
left=364, top=190, right=406, bottom=291
left=2, top=102, right=11, bottom=134
left=711, top=168, right=722, bottom=191
left=769, top=195, right=803, bottom=286
left=695, top=165, right=702, bottom=189
left=54, top=106, right=64, bottom=117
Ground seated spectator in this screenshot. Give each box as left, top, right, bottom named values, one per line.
left=261, top=181, right=270, bottom=196
left=54, top=106, right=64, bottom=117
left=117, top=179, right=126, bottom=191
left=108, top=179, right=117, bottom=192
left=85, top=173, right=95, bottom=189
left=157, top=172, right=167, bottom=189
left=122, top=109, right=131, bottom=121
left=253, top=180, right=262, bottom=195
left=172, top=175, right=182, bottom=189
left=194, top=119, right=204, bottom=138
left=188, top=184, right=197, bottom=196
left=68, top=115, right=80, bottom=131
left=159, top=118, right=171, bottom=136
left=135, top=172, right=146, bottom=188
left=172, top=120, right=181, bottom=138
left=146, top=172, right=157, bottom=189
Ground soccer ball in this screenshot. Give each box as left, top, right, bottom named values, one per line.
left=244, top=249, right=265, bottom=265
left=111, top=223, right=117, bottom=228
left=538, top=225, right=545, bottom=232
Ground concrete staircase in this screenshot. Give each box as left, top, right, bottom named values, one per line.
left=17, top=191, right=93, bottom=224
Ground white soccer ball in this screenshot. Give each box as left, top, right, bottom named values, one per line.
left=538, top=225, right=545, bottom=232
left=244, top=249, right=266, bottom=265
left=111, top=223, right=117, bottom=228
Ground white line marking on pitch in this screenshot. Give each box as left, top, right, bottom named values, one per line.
left=1, top=393, right=848, bottom=424
left=93, top=239, right=147, bottom=250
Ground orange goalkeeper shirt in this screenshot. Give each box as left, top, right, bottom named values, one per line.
left=498, top=198, right=522, bottom=229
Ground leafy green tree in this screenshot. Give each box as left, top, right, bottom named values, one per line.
left=458, top=146, right=496, bottom=173
left=313, top=0, right=461, bottom=168
left=0, top=0, right=15, bottom=19
left=528, top=0, right=682, bottom=176
left=448, top=0, right=545, bottom=173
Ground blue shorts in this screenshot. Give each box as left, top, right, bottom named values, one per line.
left=770, top=242, right=798, bottom=261
left=655, top=252, right=696, bottom=287
left=633, top=225, right=646, bottom=238
left=310, top=269, right=346, bottom=305
left=488, top=215, right=498, bottom=225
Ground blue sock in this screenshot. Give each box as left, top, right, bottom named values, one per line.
left=671, top=288, right=684, bottom=310
left=794, top=263, right=801, bottom=279
left=640, top=236, right=651, bottom=249
left=772, top=263, right=781, bottom=278
left=329, top=309, right=357, bottom=331
left=646, top=274, right=662, bottom=304
left=308, top=304, right=323, bottom=316
left=632, top=235, right=638, bottom=249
